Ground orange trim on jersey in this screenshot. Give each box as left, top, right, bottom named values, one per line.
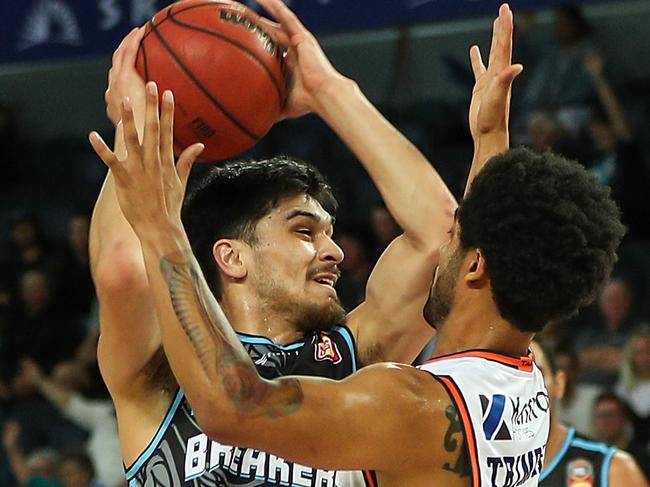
left=363, top=469, right=378, bottom=487
left=438, top=375, right=480, bottom=487
left=425, top=349, right=534, bottom=372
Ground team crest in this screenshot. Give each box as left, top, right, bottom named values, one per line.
left=315, top=335, right=342, bottom=364
left=566, top=458, right=594, bottom=487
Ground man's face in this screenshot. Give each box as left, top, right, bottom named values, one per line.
left=423, top=221, right=465, bottom=328
left=593, top=399, right=626, bottom=444
left=247, top=194, right=347, bottom=332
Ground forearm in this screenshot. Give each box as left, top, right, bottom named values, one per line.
left=137, top=225, right=302, bottom=425
left=5, top=448, right=31, bottom=485
left=466, top=130, right=509, bottom=196
left=90, top=123, right=145, bottom=276
left=315, top=80, right=456, bottom=247
left=591, top=75, right=632, bottom=141
left=36, top=378, right=72, bottom=413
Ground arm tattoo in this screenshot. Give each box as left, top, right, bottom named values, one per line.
left=160, top=249, right=303, bottom=418
left=442, top=404, right=471, bottom=478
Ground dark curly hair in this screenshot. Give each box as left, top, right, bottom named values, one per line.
left=182, top=156, right=337, bottom=299
left=458, top=147, right=625, bottom=332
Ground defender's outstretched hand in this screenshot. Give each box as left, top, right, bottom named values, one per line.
left=257, top=0, right=350, bottom=119
left=468, top=4, right=523, bottom=140
left=89, top=82, right=204, bottom=235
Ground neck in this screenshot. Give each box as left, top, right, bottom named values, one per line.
left=544, top=417, right=570, bottom=468
left=219, top=288, right=305, bottom=345
left=433, top=293, right=533, bottom=358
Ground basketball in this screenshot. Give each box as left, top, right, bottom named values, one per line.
left=135, top=0, right=286, bottom=161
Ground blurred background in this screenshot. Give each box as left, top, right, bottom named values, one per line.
left=1, top=1, right=649, bottom=486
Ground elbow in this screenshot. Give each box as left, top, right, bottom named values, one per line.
left=93, top=241, right=148, bottom=298
left=193, top=399, right=244, bottom=446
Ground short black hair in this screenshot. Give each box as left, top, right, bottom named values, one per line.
left=183, top=156, right=337, bottom=298
left=59, top=450, right=95, bottom=478
left=594, top=392, right=631, bottom=417
left=458, top=147, right=625, bottom=332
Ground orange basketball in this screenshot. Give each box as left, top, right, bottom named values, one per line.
left=136, top=0, right=286, bottom=161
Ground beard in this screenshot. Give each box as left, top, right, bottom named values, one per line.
left=252, top=264, right=348, bottom=335
left=423, top=248, right=464, bottom=329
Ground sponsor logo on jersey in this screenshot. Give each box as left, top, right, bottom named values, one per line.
left=481, top=394, right=512, bottom=441
left=486, top=445, right=546, bottom=487
left=566, top=458, right=594, bottom=487
left=185, top=433, right=339, bottom=486
left=314, top=335, right=342, bottom=364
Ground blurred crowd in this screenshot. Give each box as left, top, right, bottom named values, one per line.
left=0, top=5, right=649, bottom=487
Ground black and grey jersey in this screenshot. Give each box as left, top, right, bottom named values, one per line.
left=540, top=427, right=617, bottom=487
left=125, top=325, right=365, bottom=487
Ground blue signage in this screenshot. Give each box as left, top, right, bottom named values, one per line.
left=1, top=0, right=604, bottom=65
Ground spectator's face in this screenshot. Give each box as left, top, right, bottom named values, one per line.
left=19, top=270, right=50, bottom=311
left=632, top=336, right=650, bottom=376
left=555, top=352, right=578, bottom=384
left=68, top=216, right=90, bottom=250
left=59, top=459, right=92, bottom=487
left=336, top=234, right=367, bottom=273
left=590, top=120, right=616, bottom=152
left=598, top=279, right=632, bottom=329
left=371, top=206, right=401, bottom=246
left=593, top=399, right=626, bottom=443
left=527, top=116, right=557, bottom=152
left=11, top=221, right=36, bottom=248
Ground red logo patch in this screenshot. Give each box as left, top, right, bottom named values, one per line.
left=315, top=335, right=342, bottom=364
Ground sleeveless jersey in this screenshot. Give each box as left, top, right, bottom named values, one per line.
left=418, top=350, right=550, bottom=487
left=125, top=325, right=365, bottom=487
left=540, top=427, right=617, bottom=487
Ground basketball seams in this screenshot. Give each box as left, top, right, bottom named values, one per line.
left=140, top=1, right=224, bottom=43
left=167, top=14, right=285, bottom=104
left=149, top=20, right=260, bottom=141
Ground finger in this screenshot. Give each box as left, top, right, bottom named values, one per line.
left=496, top=4, right=514, bottom=71
left=160, top=90, right=175, bottom=166
left=487, top=16, right=500, bottom=69
left=122, top=26, right=145, bottom=69
left=143, top=82, right=161, bottom=169
left=498, top=64, right=523, bottom=86
left=469, top=45, right=486, bottom=81
left=113, top=27, right=137, bottom=67
left=258, top=16, right=290, bottom=46
left=176, top=143, right=204, bottom=189
left=256, top=0, right=308, bottom=40
left=89, top=131, right=120, bottom=170
left=121, top=98, right=143, bottom=159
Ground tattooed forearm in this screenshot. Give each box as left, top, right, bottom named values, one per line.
left=442, top=404, right=471, bottom=478
left=160, top=249, right=303, bottom=418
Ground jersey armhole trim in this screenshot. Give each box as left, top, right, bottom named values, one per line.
left=333, top=324, right=358, bottom=372
left=433, top=373, right=481, bottom=487
left=540, top=427, right=576, bottom=481
left=124, top=388, right=185, bottom=480
left=601, top=446, right=617, bottom=487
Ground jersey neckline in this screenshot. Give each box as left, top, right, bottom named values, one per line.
left=423, top=348, right=535, bottom=372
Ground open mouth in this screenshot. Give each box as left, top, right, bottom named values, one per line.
left=312, top=272, right=338, bottom=289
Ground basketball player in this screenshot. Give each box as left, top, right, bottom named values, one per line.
left=530, top=341, right=649, bottom=487
left=90, top=2, right=521, bottom=486
left=90, top=4, right=626, bottom=487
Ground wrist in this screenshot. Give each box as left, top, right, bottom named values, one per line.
left=138, top=222, right=190, bottom=259
left=312, top=77, right=359, bottom=115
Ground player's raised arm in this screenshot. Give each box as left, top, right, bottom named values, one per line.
left=88, top=91, right=457, bottom=477
left=259, top=0, right=522, bottom=364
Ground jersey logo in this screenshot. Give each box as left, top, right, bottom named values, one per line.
left=480, top=394, right=512, bottom=440
left=566, top=458, right=594, bottom=486
left=315, top=335, right=342, bottom=364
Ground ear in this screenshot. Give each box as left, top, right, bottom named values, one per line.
left=464, top=248, right=489, bottom=287
left=554, top=370, right=567, bottom=401
left=212, top=239, right=248, bottom=281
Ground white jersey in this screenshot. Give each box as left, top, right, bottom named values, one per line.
left=419, top=350, right=550, bottom=487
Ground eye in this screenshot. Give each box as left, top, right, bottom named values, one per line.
left=296, top=229, right=313, bottom=238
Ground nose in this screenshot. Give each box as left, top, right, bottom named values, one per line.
left=319, top=234, right=344, bottom=265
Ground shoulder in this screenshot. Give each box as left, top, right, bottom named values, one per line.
left=609, top=450, right=649, bottom=486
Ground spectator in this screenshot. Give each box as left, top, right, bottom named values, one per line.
left=55, top=214, right=95, bottom=322
left=577, top=277, right=646, bottom=376
left=18, top=359, right=122, bottom=487
left=616, top=328, right=650, bottom=421
left=519, top=5, right=597, bottom=118
left=555, top=346, right=603, bottom=436
left=593, top=393, right=650, bottom=480
left=2, top=420, right=59, bottom=487
left=369, top=202, right=401, bottom=256
left=57, top=451, right=104, bottom=487
left=335, top=223, right=374, bottom=309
